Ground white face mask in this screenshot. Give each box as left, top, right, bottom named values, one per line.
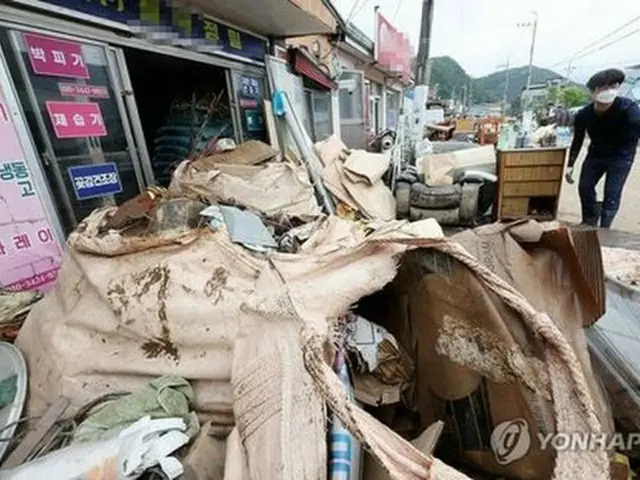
left=594, top=89, right=618, bottom=104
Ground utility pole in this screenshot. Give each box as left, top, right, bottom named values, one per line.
left=410, top=0, right=435, bottom=153
left=518, top=11, right=538, bottom=110
left=565, top=63, right=575, bottom=83
left=462, top=84, right=468, bottom=114
left=497, top=59, right=511, bottom=115
left=415, top=0, right=435, bottom=86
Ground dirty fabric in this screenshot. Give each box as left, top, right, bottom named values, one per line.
left=73, top=375, right=199, bottom=444
left=384, top=222, right=612, bottom=480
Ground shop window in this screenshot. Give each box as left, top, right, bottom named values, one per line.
left=338, top=70, right=366, bottom=149
left=311, top=90, right=333, bottom=141
left=338, top=72, right=363, bottom=121
left=0, top=28, right=145, bottom=232
left=386, top=90, right=401, bottom=129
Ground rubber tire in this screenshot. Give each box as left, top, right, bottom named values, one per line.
left=459, top=183, right=481, bottom=225
left=410, top=183, right=462, bottom=209
left=395, top=182, right=411, bottom=218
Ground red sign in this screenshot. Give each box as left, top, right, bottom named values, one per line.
left=375, top=13, right=412, bottom=82
left=45, top=101, right=107, bottom=138
left=24, top=33, right=89, bottom=79
left=58, top=83, right=109, bottom=99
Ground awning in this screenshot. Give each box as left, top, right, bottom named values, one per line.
left=289, top=48, right=337, bottom=90
left=182, top=0, right=334, bottom=37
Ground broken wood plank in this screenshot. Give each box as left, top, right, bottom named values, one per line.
left=2, top=397, right=70, bottom=469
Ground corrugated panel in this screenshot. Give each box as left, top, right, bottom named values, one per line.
left=588, top=277, right=640, bottom=400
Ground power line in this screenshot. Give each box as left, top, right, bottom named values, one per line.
left=351, top=0, right=371, bottom=20
left=569, top=26, right=640, bottom=64
left=572, top=15, right=640, bottom=58
left=392, top=0, right=403, bottom=22
left=550, top=15, right=640, bottom=69
left=345, top=0, right=366, bottom=24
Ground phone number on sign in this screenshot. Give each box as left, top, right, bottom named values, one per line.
left=74, top=172, right=119, bottom=190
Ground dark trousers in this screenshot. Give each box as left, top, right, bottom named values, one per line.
left=578, top=154, right=634, bottom=228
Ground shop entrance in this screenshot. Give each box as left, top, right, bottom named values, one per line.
left=121, top=48, right=234, bottom=187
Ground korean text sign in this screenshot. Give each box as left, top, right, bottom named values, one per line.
left=0, top=89, right=62, bottom=292
left=24, top=32, right=89, bottom=79
left=68, top=163, right=122, bottom=200
left=46, top=101, right=107, bottom=138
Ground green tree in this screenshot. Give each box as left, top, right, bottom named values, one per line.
left=561, top=86, right=589, bottom=107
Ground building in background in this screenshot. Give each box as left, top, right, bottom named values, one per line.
left=281, top=6, right=413, bottom=149
left=332, top=14, right=412, bottom=149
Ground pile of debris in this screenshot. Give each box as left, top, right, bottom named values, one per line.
left=0, top=57, right=634, bottom=480
left=315, top=134, right=396, bottom=221
left=0, top=147, right=625, bottom=479
left=395, top=144, right=497, bottom=227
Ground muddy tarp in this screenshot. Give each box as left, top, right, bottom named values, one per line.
left=16, top=214, right=611, bottom=479
left=377, top=221, right=613, bottom=480
left=169, top=159, right=321, bottom=217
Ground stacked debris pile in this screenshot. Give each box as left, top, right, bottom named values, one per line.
left=315, top=134, right=396, bottom=221
left=170, top=139, right=321, bottom=218
left=395, top=144, right=497, bottom=226
left=6, top=186, right=620, bottom=479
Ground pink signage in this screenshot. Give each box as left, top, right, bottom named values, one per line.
left=375, top=13, right=412, bottom=82
left=45, top=101, right=107, bottom=138
left=24, top=32, right=89, bottom=79
left=0, top=89, right=62, bottom=293
left=58, top=83, right=109, bottom=99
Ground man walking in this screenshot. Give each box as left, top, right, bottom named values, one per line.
left=565, top=69, right=640, bottom=228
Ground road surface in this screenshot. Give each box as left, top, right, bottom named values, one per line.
left=557, top=148, right=640, bottom=233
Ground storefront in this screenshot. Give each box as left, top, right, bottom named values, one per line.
left=0, top=1, right=270, bottom=236
left=0, top=1, right=271, bottom=294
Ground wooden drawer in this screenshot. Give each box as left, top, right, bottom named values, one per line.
left=502, top=181, right=561, bottom=197
left=500, top=150, right=566, bottom=167
left=503, top=165, right=564, bottom=182
left=501, top=198, right=529, bottom=217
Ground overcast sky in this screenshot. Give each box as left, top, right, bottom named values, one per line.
left=332, top=0, right=640, bottom=82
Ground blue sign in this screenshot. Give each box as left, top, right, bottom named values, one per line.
left=38, top=0, right=266, bottom=62
left=68, top=162, right=123, bottom=200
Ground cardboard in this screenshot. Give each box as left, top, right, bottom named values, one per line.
left=200, top=140, right=278, bottom=166
left=385, top=222, right=612, bottom=479
left=314, top=134, right=346, bottom=167
left=343, top=150, right=390, bottom=186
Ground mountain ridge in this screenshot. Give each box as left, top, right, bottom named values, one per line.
left=429, top=56, right=567, bottom=104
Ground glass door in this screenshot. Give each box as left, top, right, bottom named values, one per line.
left=4, top=28, right=147, bottom=233
left=338, top=70, right=365, bottom=149
left=229, top=71, right=267, bottom=142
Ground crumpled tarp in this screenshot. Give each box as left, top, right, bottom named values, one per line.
left=169, top=158, right=321, bottom=217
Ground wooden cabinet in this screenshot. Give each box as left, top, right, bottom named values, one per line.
left=495, top=147, right=568, bottom=221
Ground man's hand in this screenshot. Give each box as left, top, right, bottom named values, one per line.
left=565, top=166, right=575, bottom=184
